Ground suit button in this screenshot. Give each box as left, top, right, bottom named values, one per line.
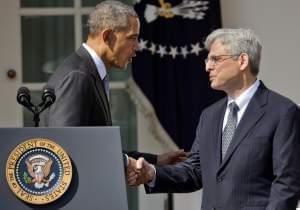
left=216, top=176, right=223, bottom=182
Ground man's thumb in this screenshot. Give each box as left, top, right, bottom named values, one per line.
left=136, top=157, right=144, bottom=169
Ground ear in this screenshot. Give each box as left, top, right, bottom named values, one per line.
left=239, top=53, right=249, bottom=71
left=102, top=29, right=113, bottom=45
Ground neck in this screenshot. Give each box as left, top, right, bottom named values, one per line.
left=86, top=36, right=111, bottom=69
left=226, top=75, right=257, bottom=99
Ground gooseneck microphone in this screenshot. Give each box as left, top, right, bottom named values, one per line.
left=39, top=86, right=56, bottom=112
left=16, top=86, right=56, bottom=127
left=16, top=87, right=35, bottom=113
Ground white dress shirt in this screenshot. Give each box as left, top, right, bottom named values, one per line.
left=222, top=79, right=260, bottom=130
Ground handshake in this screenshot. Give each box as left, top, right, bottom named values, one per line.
left=127, top=157, right=155, bottom=186
left=126, top=150, right=187, bottom=186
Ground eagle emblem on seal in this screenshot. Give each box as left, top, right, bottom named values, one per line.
left=24, top=154, right=56, bottom=189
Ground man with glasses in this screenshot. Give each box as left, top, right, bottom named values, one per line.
left=128, top=28, right=300, bottom=210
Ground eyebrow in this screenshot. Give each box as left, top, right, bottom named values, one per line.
left=127, top=34, right=139, bottom=39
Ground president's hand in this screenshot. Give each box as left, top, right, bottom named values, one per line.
left=127, top=157, right=138, bottom=185
left=157, top=149, right=188, bottom=165
left=127, top=157, right=155, bottom=186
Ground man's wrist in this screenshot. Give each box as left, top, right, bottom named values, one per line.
left=147, top=164, right=156, bottom=187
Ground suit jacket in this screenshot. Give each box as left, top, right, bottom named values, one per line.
left=147, top=82, right=300, bottom=210
left=41, top=46, right=157, bottom=164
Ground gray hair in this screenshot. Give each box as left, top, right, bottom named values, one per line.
left=204, top=28, right=262, bottom=75
left=88, top=0, right=138, bottom=35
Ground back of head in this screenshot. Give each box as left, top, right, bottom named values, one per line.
left=204, top=28, right=262, bottom=76
left=87, top=0, right=137, bottom=36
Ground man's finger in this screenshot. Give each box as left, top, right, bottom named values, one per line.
left=127, top=173, right=138, bottom=186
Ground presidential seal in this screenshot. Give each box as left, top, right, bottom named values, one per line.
left=6, top=138, right=72, bottom=205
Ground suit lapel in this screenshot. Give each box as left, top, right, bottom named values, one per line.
left=76, top=46, right=112, bottom=125
left=217, top=82, right=268, bottom=174
left=213, top=99, right=227, bottom=167
left=91, top=71, right=112, bottom=125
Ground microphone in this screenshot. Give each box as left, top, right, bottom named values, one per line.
left=40, top=86, right=56, bottom=110
left=17, top=87, right=34, bottom=112
left=16, top=86, right=55, bottom=127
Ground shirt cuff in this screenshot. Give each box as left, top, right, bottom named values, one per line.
left=125, top=154, right=129, bottom=166
left=146, top=164, right=156, bottom=187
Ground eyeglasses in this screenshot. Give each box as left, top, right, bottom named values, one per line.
left=205, top=54, right=240, bottom=66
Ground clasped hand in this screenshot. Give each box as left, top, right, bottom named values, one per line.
left=127, top=149, right=187, bottom=186
left=127, top=157, right=155, bottom=186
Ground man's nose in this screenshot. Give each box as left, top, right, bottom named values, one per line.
left=205, top=62, right=213, bottom=72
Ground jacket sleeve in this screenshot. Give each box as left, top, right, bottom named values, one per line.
left=43, top=70, right=94, bottom=126
left=125, top=151, right=157, bottom=164
left=145, top=114, right=204, bottom=193
left=267, top=105, right=300, bottom=210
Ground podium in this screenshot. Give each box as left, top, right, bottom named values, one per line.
left=0, top=127, right=128, bottom=210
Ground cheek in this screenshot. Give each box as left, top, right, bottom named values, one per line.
left=112, top=47, right=127, bottom=61
left=213, top=68, right=226, bottom=82
left=217, top=67, right=238, bottom=81
left=217, top=70, right=229, bottom=81
left=117, top=43, right=131, bottom=56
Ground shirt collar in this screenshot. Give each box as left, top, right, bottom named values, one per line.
left=82, top=43, right=107, bottom=80
left=227, top=79, right=260, bottom=110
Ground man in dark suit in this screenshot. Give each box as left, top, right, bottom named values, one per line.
left=41, top=1, right=186, bottom=168
left=128, top=28, right=300, bottom=209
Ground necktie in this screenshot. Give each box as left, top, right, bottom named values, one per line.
left=103, top=75, right=109, bottom=100
left=222, top=102, right=239, bottom=160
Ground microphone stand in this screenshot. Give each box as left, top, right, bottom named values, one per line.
left=17, top=86, right=56, bottom=127
left=33, top=106, right=40, bottom=127
left=24, top=102, right=48, bottom=127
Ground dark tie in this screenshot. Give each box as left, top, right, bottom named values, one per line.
left=222, top=102, right=239, bottom=160
left=103, top=75, right=109, bottom=100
